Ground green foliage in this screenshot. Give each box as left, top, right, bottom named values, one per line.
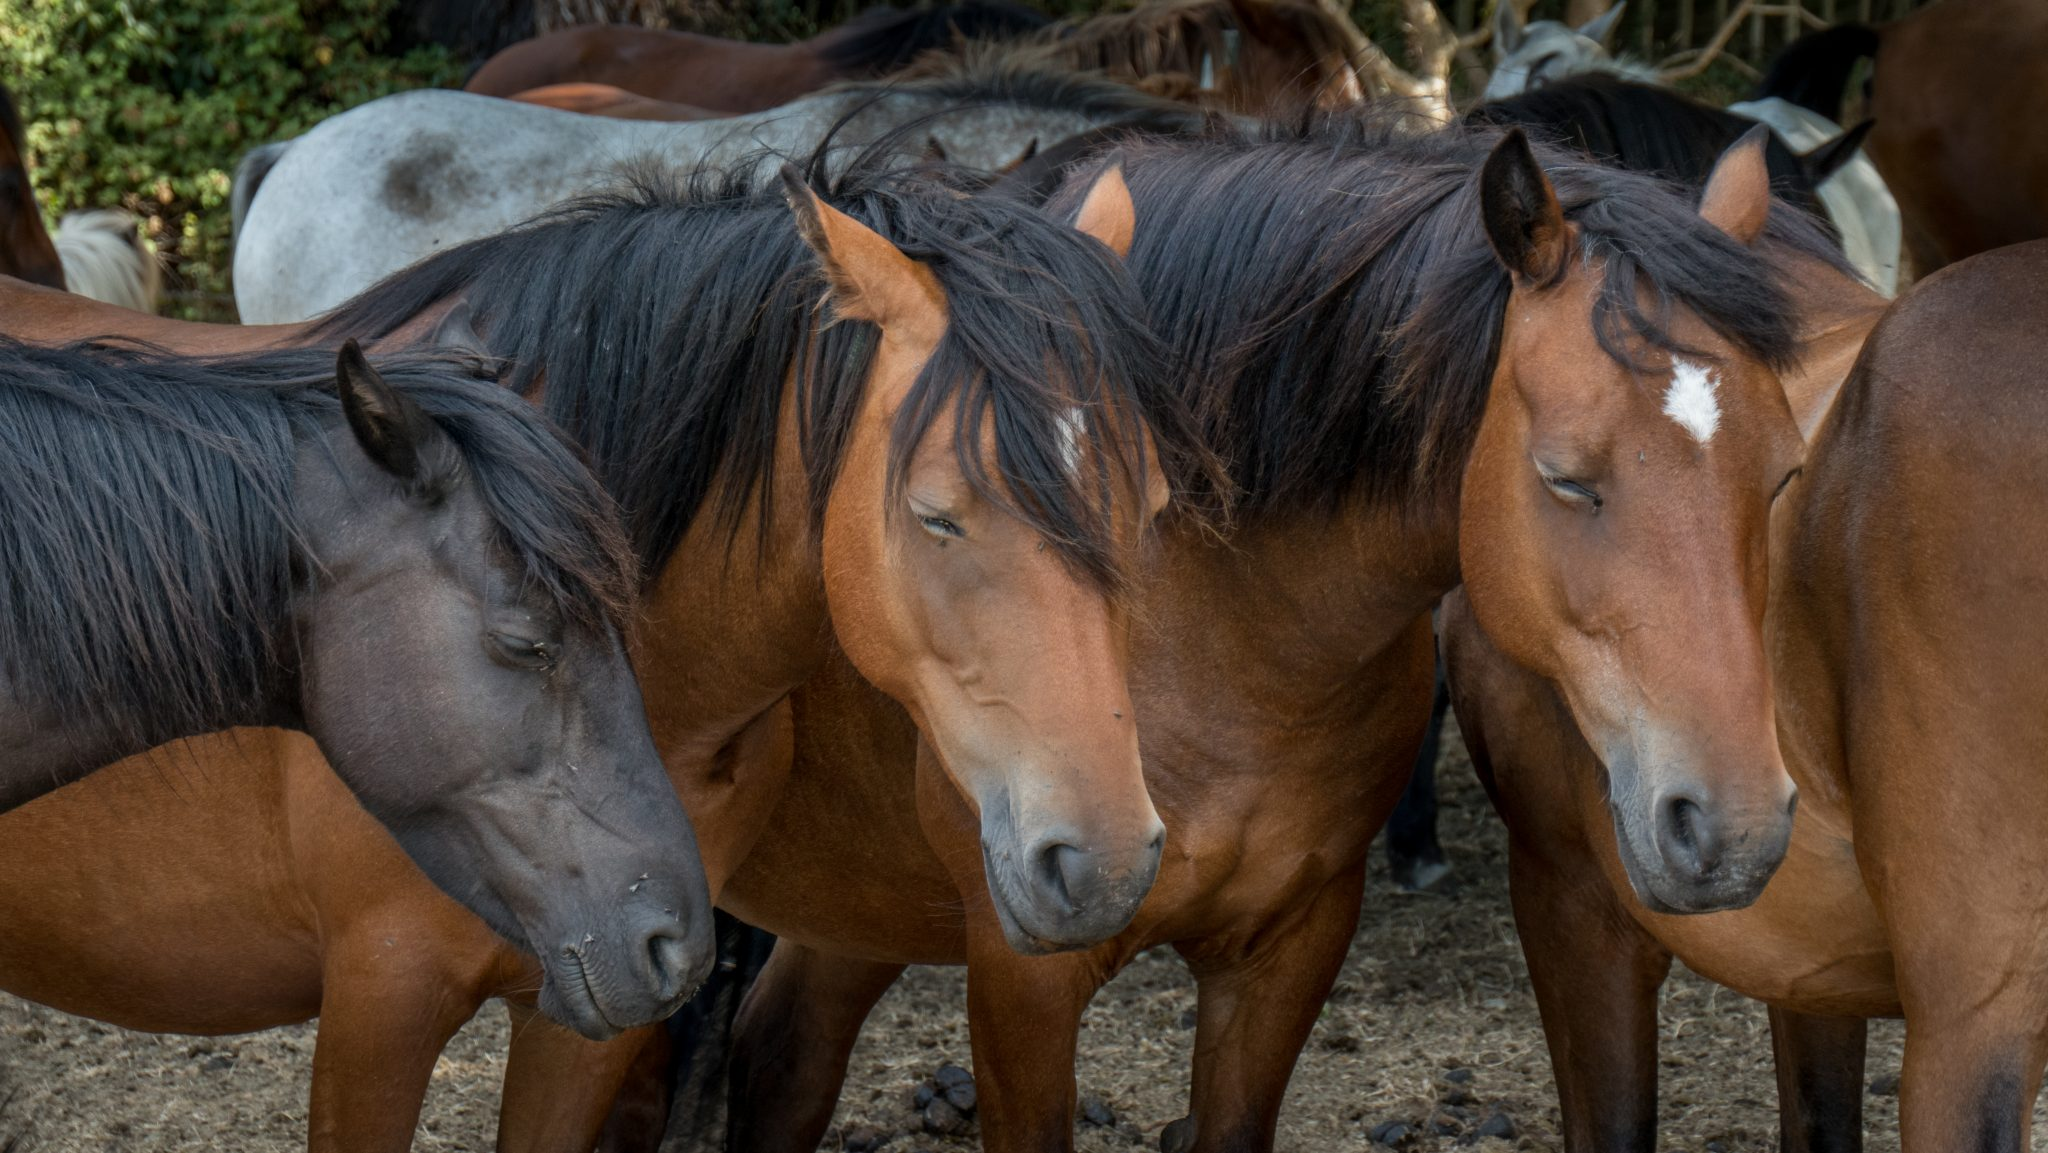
left=0, top=0, right=464, bottom=316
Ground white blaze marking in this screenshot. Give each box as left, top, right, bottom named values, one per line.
left=1057, top=407, right=1086, bottom=477
left=1663, top=359, right=1721, bottom=444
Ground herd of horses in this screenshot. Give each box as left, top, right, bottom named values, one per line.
left=0, top=0, right=2045, bottom=1150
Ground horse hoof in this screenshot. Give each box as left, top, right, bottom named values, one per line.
left=1160, top=1116, right=1196, bottom=1153
left=1391, top=856, right=1454, bottom=894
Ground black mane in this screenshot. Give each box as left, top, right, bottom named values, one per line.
left=818, top=0, right=1053, bottom=76
left=1471, top=75, right=1825, bottom=216
left=313, top=149, right=1217, bottom=594
left=0, top=338, right=635, bottom=750
left=1050, top=114, right=1843, bottom=517
left=886, top=46, right=1208, bottom=133
left=1757, top=23, right=1878, bottom=122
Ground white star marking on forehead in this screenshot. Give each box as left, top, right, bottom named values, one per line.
left=1663, top=359, right=1721, bottom=445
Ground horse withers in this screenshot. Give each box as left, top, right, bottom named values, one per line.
left=0, top=338, right=714, bottom=1040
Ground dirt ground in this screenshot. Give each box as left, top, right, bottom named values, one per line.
left=0, top=718, right=2033, bottom=1151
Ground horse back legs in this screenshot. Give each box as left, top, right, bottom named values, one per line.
left=725, top=940, right=905, bottom=1153
left=1769, top=1007, right=1867, bottom=1153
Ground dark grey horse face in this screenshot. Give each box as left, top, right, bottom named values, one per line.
left=290, top=347, right=712, bottom=1040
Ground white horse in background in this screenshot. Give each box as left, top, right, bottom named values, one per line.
left=1485, top=2, right=1646, bottom=100
left=52, top=209, right=161, bottom=313
left=231, top=63, right=1198, bottom=324
left=1484, top=5, right=1900, bottom=294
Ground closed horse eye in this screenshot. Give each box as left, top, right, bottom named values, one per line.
left=488, top=630, right=557, bottom=670
left=1773, top=466, right=1804, bottom=500
left=917, top=513, right=964, bottom=541
left=1541, top=472, right=1603, bottom=511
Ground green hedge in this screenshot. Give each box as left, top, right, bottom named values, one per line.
left=0, top=0, right=463, bottom=317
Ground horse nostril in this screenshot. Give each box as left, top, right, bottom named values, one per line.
left=642, top=925, right=693, bottom=1002
left=1036, top=842, right=1087, bottom=916
left=1656, top=793, right=1724, bottom=878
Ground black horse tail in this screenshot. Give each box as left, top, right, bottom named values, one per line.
left=1756, top=23, right=1881, bottom=122
left=229, top=139, right=293, bottom=253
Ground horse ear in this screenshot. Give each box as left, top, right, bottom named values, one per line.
left=336, top=340, right=437, bottom=483
left=1071, top=161, right=1136, bottom=260
left=1796, top=118, right=1873, bottom=185
left=1480, top=129, right=1570, bottom=284
left=1494, top=0, right=1526, bottom=57
left=1700, top=124, right=1773, bottom=245
left=1576, top=2, right=1625, bottom=47
left=778, top=163, right=945, bottom=339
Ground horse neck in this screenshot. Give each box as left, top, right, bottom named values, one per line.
left=630, top=372, right=829, bottom=763
left=1144, top=492, right=1459, bottom=713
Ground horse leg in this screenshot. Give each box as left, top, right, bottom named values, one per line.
left=307, top=956, right=487, bottom=1153
left=1769, top=1007, right=1867, bottom=1153
left=496, top=999, right=656, bottom=1153
left=961, top=931, right=1112, bottom=1153
left=1386, top=657, right=1451, bottom=892
left=1509, top=840, right=1671, bottom=1153
left=1893, top=1003, right=2047, bottom=1152
left=1162, top=862, right=1366, bottom=1153
left=726, top=940, right=904, bottom=1153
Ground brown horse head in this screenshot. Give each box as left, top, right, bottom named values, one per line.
left=780, top=166, right=1176, bottom=953
left=1459, top=128, right=1803, bottom=914
left=0, top=82, right=64, bottom=291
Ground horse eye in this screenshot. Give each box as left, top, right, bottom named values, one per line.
left=1529, top=52, right=1563, bottom=82
left=917, top=513, right=964, bottom=540
left=1541, top=473, right=1604, bottom=512
left=1772, top=466, right=1804, bottom=500
left=488, top=631, right=557, bottom=670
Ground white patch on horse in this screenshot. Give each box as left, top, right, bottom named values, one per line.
left=1057, top=407, right=1086, bottom=477
left=1663, top=360, right=1721, bottom=445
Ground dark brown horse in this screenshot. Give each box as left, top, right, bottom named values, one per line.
left=1443, top=241, right=2048, bottom=1151
left=1769, top=0, right=2048, bottom=275
left=0, top=153, right=1206, bottom=1151
left=467, top=0, right=1363, bottom=116
left=559, top=120, right=1842, bottom=1153
left=465, top=0, right=1051, bottom=113
left=0, top=81, right=64, bottom=289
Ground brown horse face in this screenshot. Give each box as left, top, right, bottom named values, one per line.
left=0, top=140, right=64, bottom=290
left=1460, top=131, right=1802, bottom=914
left=786, top=173, right=1167, bottom=954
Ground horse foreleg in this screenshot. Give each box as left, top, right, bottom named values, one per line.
left=496, top=999, right=656, bottom=1153
left=725, top=939, right=904, bottom=1153
left=1509, top=839, right=1672, bottom=1153
left=1386, top=657, right=1452, bottom=892
left=1769, top=1007, right=1867, bottom=1153
left=307, top=951, right=489, bottom=1153
left=1163, top=862, right=1367, bottom=1153
left=962, top=927, right=1112, bottom=1153
left=1894, top=1003, right=2047, bottom=1152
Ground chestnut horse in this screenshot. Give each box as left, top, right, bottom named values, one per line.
left=0, top=336, right=714, bottom=1039
left=1445, top=239, right=2048, bottom=1152
left=0, top=155, right=1209, bottom=1150
left=467, top=0, right=1363, bottom=116
left=570, top=121, right=1844, bottom=1152
left=509, top=81, right=719, bottom=120
left=0, top=81, right=63, bottom=289
left=466, top=0, right=1053, bottom=113
left=1769, top=0, right=2048, bottom=275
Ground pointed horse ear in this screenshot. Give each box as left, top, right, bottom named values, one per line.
left=336, top=339, right=440, bottom=485
left=1796, top=118, right=1873, bottom=185
left=1071, top=161, right=1136, bottom=260
left=1701, top=124, right=1774, bottom=245
left=1576, top=2, right=1626, bottom=47
left=778, top=163, right=945, bottom=342
left=1480, top=129, right=1570, bottom=285
left=1494, top=0, right=1527, bottom=58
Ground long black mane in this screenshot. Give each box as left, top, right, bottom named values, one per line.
left=817, top=0, right=1053, bottom=76
left=1471, top=76, right=1826, bottom=216
left=0, top=338, right=635, bottom=750
left=313, top=148, right=1216, bottom=593
left=1050, top=114, right=1842, bottom=517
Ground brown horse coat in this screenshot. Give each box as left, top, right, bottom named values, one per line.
left=1446, top=242, right=2048, bottom=1150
